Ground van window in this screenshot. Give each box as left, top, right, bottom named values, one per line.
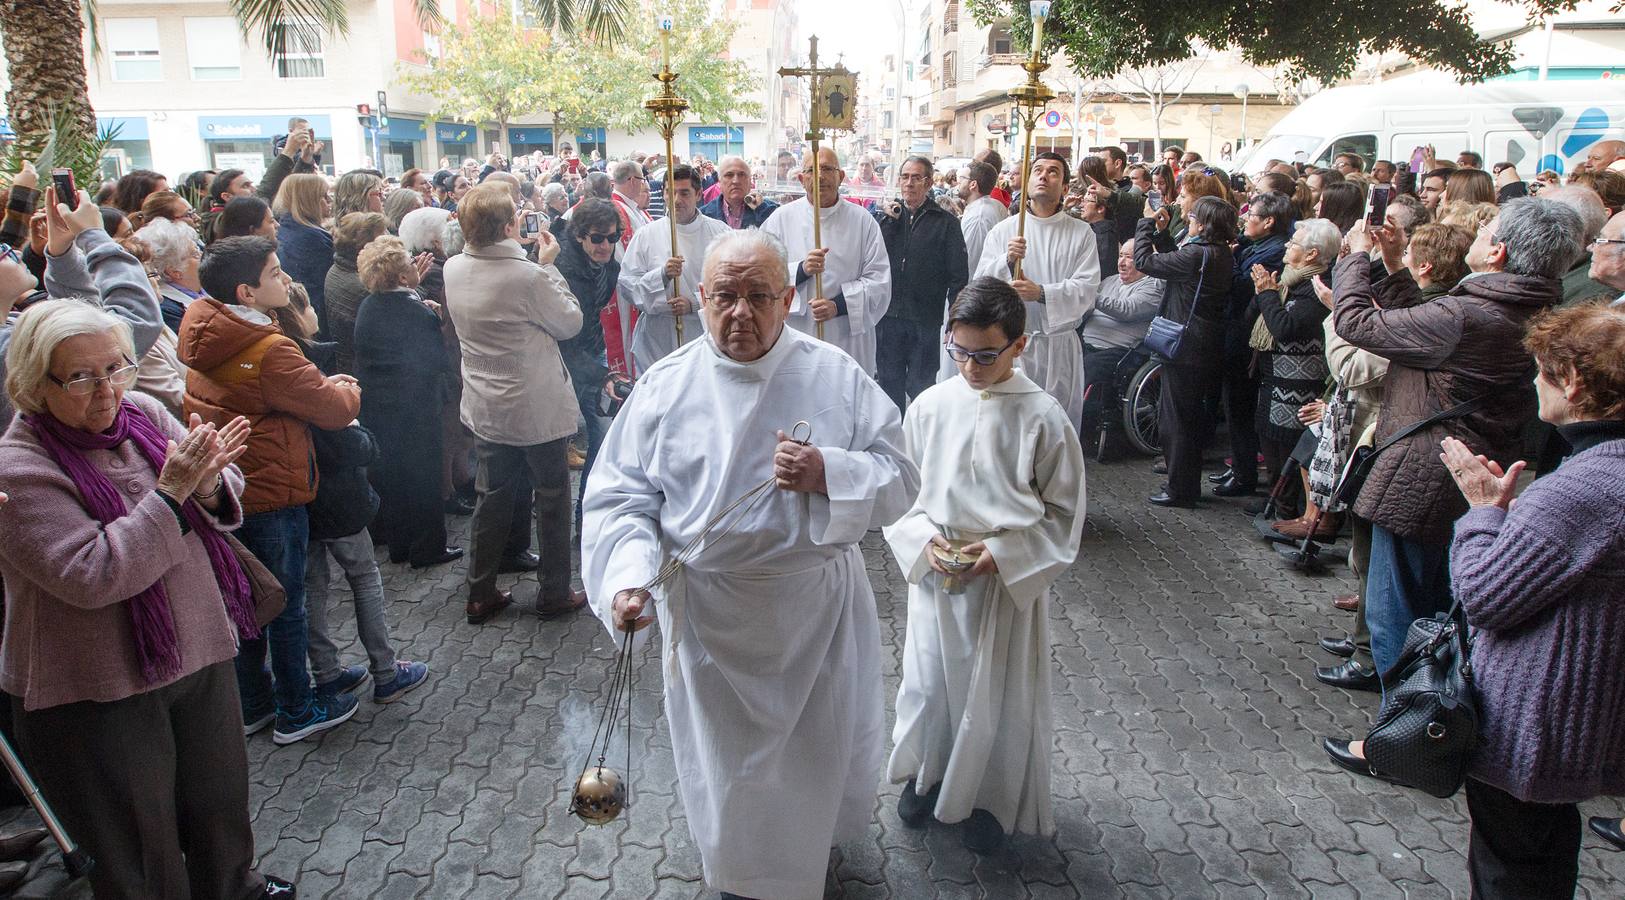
left=1391, top=134, right=1470, bottom=169
left=1316, top=134, right=1376, bottom=168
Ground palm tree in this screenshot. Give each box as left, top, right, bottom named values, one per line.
left=0, top=0, right=629, bottom=161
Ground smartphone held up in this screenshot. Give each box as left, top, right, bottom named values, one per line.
left=51, top=168, right=77, bottom=210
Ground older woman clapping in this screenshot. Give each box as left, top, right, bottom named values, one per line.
left=0, top=300, right=294, bottom=897
left=1435, top=302, right=1625, bottom=898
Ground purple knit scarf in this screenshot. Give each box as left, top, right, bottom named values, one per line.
left=26, top=400, right=260, bottom=682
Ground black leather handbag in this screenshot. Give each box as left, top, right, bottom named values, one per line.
left=1143, top=247, right=1209, bottom=362
left=1363, top=599, right=1478, bottom=799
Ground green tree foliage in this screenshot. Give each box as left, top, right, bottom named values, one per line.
left=399, top=2, right=759, bottom=153
left=398, top=14, right=557, bottom=152
left=968, top=0, right=1584, bottom=84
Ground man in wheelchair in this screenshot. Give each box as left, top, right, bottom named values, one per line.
left=1079, top=238, right=1165, bottom=456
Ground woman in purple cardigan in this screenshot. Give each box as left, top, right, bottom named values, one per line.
left=1438, top=302, right=1625, bottom=897
left=0, top=300, right=293, bottom=898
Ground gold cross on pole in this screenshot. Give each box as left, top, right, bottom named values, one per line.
left=778, top=36, right=857, bottom=341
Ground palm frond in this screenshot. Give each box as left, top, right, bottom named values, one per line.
left=412, top=0, right=443, bottom=34
left=1, top=106, right=120, bottom=191
left=522, top=0, right=630, bottom=43
left=581, top=0, right=632, bottom=43
left=228, top=0, right=350, bottom=62
left=81, top=0, right=102, bottom=59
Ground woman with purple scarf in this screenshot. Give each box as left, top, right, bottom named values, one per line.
left=0, top=300, right=294, bottom=898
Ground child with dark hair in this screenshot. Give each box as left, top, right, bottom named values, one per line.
left=882, top=275, right=1087, bottom=853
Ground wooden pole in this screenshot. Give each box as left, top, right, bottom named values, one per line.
left=809, top=39, right=826, bottom=341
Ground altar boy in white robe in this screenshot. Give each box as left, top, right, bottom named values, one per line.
left=761, top=146, right=892, bottom=374
left=583, top=229, right=919, bottom=899
left=975, top=151, right=1100, bottom=430
left=617, top=163, right=730, bottom=372
left=884, top=276, right=1087, bottom=853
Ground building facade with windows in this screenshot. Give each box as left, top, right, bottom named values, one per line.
left=62, top=0, right=793, bottom=181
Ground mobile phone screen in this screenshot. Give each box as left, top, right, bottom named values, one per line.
left=52, top=168, right=77, bottom=210
left=1367, top=185, right=1391, bottom=227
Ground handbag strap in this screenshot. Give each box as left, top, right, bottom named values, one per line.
left=1369, top=394, right=1487, bottom=459
left=1173, top=246, right=1211, bottom=329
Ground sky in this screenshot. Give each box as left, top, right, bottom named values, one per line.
left=793, top=0, right=908, bottom=78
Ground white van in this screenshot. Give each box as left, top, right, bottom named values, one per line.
left=1237, top=74, right=1625, bottom=177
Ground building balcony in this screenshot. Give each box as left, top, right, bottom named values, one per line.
left=982, top=52, right=1025, bottom=69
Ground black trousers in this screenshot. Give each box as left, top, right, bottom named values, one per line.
left=1222, top=355, right=1260, bottom=486
left=1081, top=343, right=1130, bottom=430
left=1465, top=778, right=1581, bottom=900
left=369, top=410, right=448, bottom=566
left=468, top=437, right=573, bottom=606
left=12, top=661, right=263, bottom=900
left=1159, top=360, right=1216, bottom=503
left=876, top=317, right=942, bottom=411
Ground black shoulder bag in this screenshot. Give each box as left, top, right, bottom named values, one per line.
left=1142, top=247, right=1209, bottom=362
left=1363, top=598, right=1477, bottom=798
left=1329, top=395, right=1487, bottom=510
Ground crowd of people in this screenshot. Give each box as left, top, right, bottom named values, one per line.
left=0, top=112, right=1622, bottom=898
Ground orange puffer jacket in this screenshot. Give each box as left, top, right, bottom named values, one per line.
left=177, top=296, right=360, bottom=515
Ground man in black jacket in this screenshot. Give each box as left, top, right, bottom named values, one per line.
left=875, top=156, right=968, bottom=409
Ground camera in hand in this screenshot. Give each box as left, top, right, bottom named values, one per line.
left=51, top=168, right=77, bottom=210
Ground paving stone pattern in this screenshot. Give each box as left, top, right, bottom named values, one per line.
left=22, top=456, right=1624, bottom=898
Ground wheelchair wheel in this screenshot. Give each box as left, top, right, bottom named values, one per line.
left=1122, top=358, right=1162, bottom=456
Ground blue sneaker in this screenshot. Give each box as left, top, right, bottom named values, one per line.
left=373, top=661, right=430, bottom=704
left=242, top=697, right=276, bottom=737
left=272, top=693, right=358, bottom=745
left=316, top=664, right=371, bottom=699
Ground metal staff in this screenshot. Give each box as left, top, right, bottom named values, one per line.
left=779, top=36, right=856, bottom=342
left=1007, top=1, right=1056, bottom=281
left=646, top=15, right=689, bottom=347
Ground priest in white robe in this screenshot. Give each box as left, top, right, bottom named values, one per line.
left=884, top=277, right=1087, bottom=851
left=938, top=162, right=1010, bottom=381
left=761, top=147, right=892, bottom=375
left=617, top=163, right=730, bottom=372
left=582, top=229, right=920, bottom=899
left=974, top=152, right=1100, bottom=430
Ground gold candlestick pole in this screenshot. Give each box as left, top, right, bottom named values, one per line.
left=1007, top=2, right=1055, bottom=282
left=779, top=36, right=858, bottom=342
left=646, top=15, right=689, bottom=347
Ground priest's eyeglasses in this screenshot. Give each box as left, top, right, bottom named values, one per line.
left=704, top=290, right=779, bottom=311
left=49, top=358, right=139, bottom=395
left=945, top=338, right=1018, bottom=366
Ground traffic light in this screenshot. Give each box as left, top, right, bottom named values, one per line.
left=376, top=90, right=389, bottom=128
left=356, top=102, right=372, bottom=127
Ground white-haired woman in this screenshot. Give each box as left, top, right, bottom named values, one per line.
left=399, top=206, right=475, bottom=511
left=137, top=217, right=206, bottom=335
left=1249, top=217, right=1339, bottom=537
left=0, top=300, right=295, bottom=897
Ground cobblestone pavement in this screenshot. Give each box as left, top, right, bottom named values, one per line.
left=19, top=453, right=1624, bottom=898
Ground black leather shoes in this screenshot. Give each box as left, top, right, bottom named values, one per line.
left=1589, top=816, right=1625, bottom=851
left=0, top=826, right=46, bottom=862
left=498, top=550, right=541, bottom=573
left=1151, top=460, right=1168, bottom=475
left=410, top=546, right=464, bottom=569
left=1208, top=468, right=1234, bottom=485
left=1316, top=659, right=1380, bottom=692
left=1322, top=737, right=1378, bottom=779
left=897, top=779, right=937, bottom=828
left=1148, top=492, right=1196, bottom=509
left=1319, top=637, right=1356, bottom=658
left=1211, top=476, right=1258, bottom=497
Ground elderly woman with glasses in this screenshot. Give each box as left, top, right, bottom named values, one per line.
left=0, top=299, right=299, bottom=898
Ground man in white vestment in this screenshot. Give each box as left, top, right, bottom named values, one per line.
left=959, top=160, right=1009, bottom=271
left=582, top=230, right=920, bottom=899
left=938, top=159, right=1010, bottom=381
left=617, top=163, right=730, bottom=372
left=761, top=147, right=892, bottom=374
left=975, top=151, right=1101, bottom=429
left=885, top=277, right=1086, bottom=852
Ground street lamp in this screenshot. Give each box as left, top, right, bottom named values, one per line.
left=1232, top=83, right=1251, bottom=151
left=1007, top=0, right=1055, bottom=280
left=1206, top=103, right=1222, bottom=161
